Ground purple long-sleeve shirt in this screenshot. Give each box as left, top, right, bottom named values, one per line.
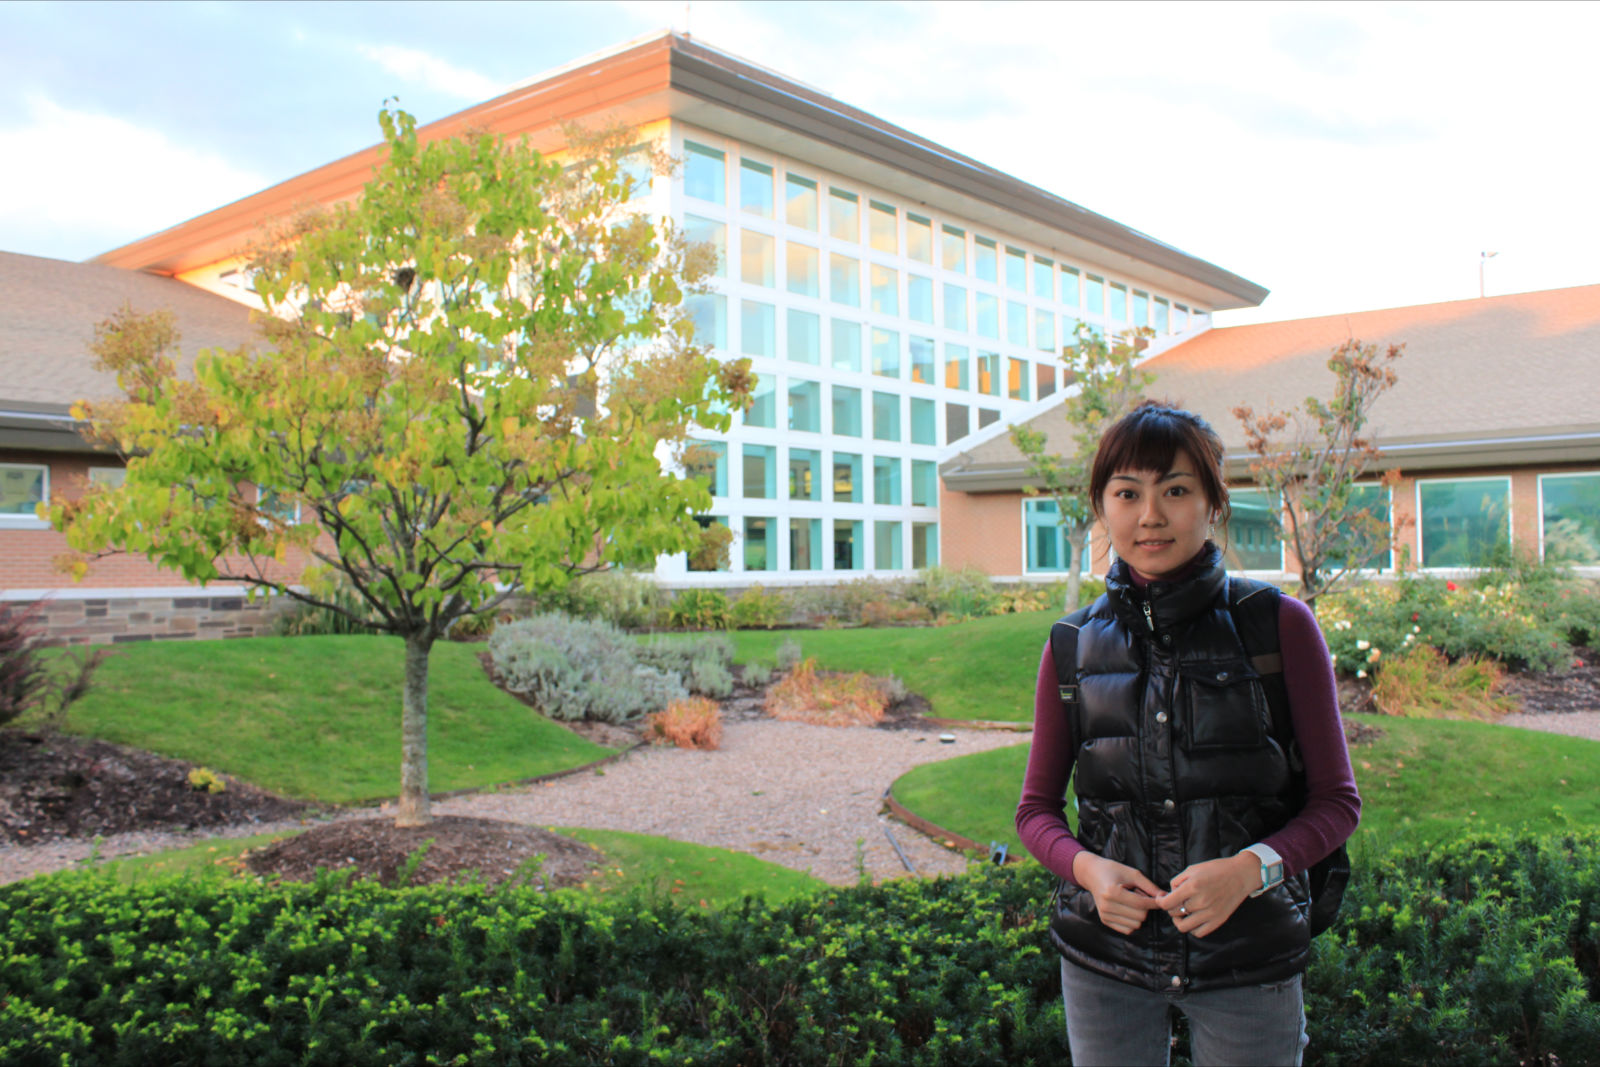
left=1015, top=591, right=1361, bottom=886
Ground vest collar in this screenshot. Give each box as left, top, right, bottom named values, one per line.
left=1104, top=542, right=1227, bottom=634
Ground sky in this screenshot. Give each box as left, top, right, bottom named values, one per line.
left=3, top=0, right=1598, bottom=327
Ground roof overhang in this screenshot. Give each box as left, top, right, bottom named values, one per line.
left=0, top=402, right=101, bottom=454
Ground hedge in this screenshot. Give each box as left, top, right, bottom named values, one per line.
left=3, top=831, right=1597, bottom=1065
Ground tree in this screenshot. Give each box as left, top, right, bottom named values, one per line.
left=51, top=108, right=747, bottom=826
left=1011, top=326, right=1155, bottom=612
left=1233, top=338, right=1404, bottom=613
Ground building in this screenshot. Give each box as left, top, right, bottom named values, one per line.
left=939, top=283, right=1600, bottom=580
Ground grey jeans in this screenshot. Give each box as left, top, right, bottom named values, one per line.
left=1060, top=958, right=1308, bottom=1066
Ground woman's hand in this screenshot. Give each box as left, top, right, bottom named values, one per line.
left=1157, top=854, right=1260, bottom=938
left=1072, top=852, right=1164, bottom=935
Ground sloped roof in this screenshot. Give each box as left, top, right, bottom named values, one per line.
left=91, top=32, right=1265, bottom=310
left=0, top=251, right=260, bottom=451
left=943, top=283, right=1600, bottom=490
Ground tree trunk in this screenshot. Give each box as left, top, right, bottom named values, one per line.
left=395, top=630, right=435, bottom=827
left=1063, top=527, right=1088, bottom=614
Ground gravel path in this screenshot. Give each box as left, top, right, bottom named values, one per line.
left=1498, top=710, right=1600, bottom=742
left=0, top=720, right=1027, bottom=887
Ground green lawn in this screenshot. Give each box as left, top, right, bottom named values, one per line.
left=57, top=826, right=822, bottom=907
left=51, top=636, right=612, bottom=804
left=730, top=610, right=1054, bottom=722
left=891, top=713, right=1600, bottom=861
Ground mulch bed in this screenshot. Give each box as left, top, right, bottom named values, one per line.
left=0, top=729, right=307, bottom=846
left=241, top=816, right=602, bottom=890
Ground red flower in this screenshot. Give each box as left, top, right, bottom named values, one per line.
left=1411, top=613, right=1420, bottom=622
left=1445, top=581, right=1458, bottom=591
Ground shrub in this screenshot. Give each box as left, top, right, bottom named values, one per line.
left=636, top=633, right=735, bottom=698
left=488, top=614, right=686, bottom=723
left=741, top=661, right=774, bottom=687
left=785, top=577, right=902, bottom=627
left=537, top=569, right=669, bottom=631
left=645, top=696, right=723, bottom=750
left=667, top=588, right=731, bottom=630
left=272, top=587, right=382, bottom=637
left=765, top=657, right=890, bottom=726
left=0, top=597, right=103, bottom=732
left=728, top=584, right=789, bottom=630
left=1369, top=644, right=1517, bottom=719
left=774, top=637, right=804, bottom=672
left=688, top=654, right=734, bottom=699
left=861, top=599, right=933, bottom=627
left=445, top=611, right=501, bottom=641
left=901, top=566, right=1002, bottom=620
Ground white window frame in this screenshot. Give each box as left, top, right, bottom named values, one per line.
left=1537, top=470, right=1600, bottom=571
left=1414, top=474, right=1513, bottom=572
left=1020, top=498, right=1092, bottom=576
left=1225, top=487, right=1286, bottom=574
left=0, top=462, right=50, bottom=527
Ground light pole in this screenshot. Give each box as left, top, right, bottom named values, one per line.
left=1480, top=251, right=1498, bottom=298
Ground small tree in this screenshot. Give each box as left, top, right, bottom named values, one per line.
left=1011, top=326, right=1154, bottom=612
left=0, top=599, right=103, bottom=736
left=51, top=108, right=747, bottom=826
left=1233, top=338, right=1404, bottom=612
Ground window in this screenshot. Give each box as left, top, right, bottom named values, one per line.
left=1419, top=477, right=1511, bottom=568
left=942, top=225, right=966, bottom=272
left=1109, top=283, right=1128, bottom=322
left=833, top=452, right=862, bottom=503
left=1132, top=290, right=1150, bottom=327
left=1007, top=357, right=1030, bottom=401
left=874, top=457, right=902, bottom=505
left=906, top=213, right=933, bottom=263
left=1084, top=274, right=1105, bottom=315
left=946, top=403, right=970, bottom=443
left=912, top=522, right=938, bottom=568
left=1004, top=246, right=1027, bottom=291
left=684, top=141, right=725, bottom=203
left=875, top=520, right=903, bottom=570
left=689, top=515, right=730, bottom=572
left=831, top=319, right=862, bottom=372
left=974, top=237, right=998, bottom=283
left=834, top=519, right=863, bottom=570
left=742, top=445, right=776, bottom=499
left=831, top=385, right=863, bottom=437
left=943, top=343, right=969, bottom=390
left=910, top=397, right=937, bottom=446
left=872, top=390, right=901, bottom=441
left=829, top=188, right=859, bottom=242
left=787, top=309, right=820, bottom=364
left=0, top=463, right=47, bottom=522
left=786, top=174, right=818, bottom=230
left=1034, top=309, right=1056, bottom=353
left=786, top=242, right=819, bottom=296
left=1176, top=304, right=1190, bottom=331
left=788, top=448, right=821, bottom=501
left=1225, top=489, right=1283, bottom=571
left=943, top=283, right=968, bottom=331
left=1062, top=315, right=1082, bottom=350
left=978, top=407, right=1000, bottom=429
left=1154, top=296, right=1170, bottom=333
left=745, top=373, right=776, bottom=428
left=683, top=214, right=725, bottom=277
left=744, top=516, right=773, bottom=571
left=829, top=254, right=860, bottom=307
left=87, top=467, right=125, bottom=489
left=871, top=328, right=900, bottom=379
left=975, top=292, right=1000, bottom=339
left=909, top=337, right=935, bottom=385
left=869, top=200, right=897, bottom=253
left=686, top=293, right=726, bottom=348
left=1061, top=266, right=1080, bottom=307
left=740, top=300, right=775, bottom=358
left=1006, top=301, right=1028, bottom=346
left=619, top=148, right=652, bottom=200
left=1024, top=499, right=1092, bottom=573
left=685, top=440, right=727, bottom=496
left=257, top=486, right=301, bottom=524
left=1326, top=483, right=1393, bottom=571
left=870, top=264, right=899, bottom=316
left=790, top=517, right=822, bottom=570
left=788, top=378, right=821, bottom=432
left=1541, top=472, right=1600, bottom=564
left=977, top=351, right=1001, bottom=396
left=740, top=159, right=774, bottom=216
left=907, top=275, right=934, bottom=323
left=1033, top=257, right=1054, bottom=300
left=912, top=459, right=938, bottom=506
left=740, top=230, right=774, bottom=287
left=1036, top=361, right=1057, bottom=399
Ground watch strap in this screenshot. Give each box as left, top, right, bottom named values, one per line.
left=1243, top=843, right=1285, bottom=897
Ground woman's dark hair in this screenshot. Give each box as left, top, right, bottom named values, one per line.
left=1089, top=401, right=1231, bottom=525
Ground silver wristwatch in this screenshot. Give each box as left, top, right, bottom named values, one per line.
left=1243, top=843, right=1285, bottom=897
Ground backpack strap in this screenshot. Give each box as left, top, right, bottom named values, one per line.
left=1049, top=616, right=1084, bottom=708
left=1227, top=577, right=1299, bottom=774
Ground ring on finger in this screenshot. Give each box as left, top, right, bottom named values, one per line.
left=1179, top=904, right=1189, bottom=916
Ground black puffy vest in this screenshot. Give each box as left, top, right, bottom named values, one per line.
left=1049, top=544, right=1311, bottom=993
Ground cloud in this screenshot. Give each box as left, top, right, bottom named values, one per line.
left=0, top=94, right=267, bottom=258
left=356, top=43, right=502, bottom=101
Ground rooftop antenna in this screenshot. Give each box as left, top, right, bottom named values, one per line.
left=1479, top=251, right=1498, bottom=298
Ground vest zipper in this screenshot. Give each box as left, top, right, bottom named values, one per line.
left=1142, top=600, right=1156, bottom=634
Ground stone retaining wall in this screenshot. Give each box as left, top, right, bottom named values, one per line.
left=27, top=594, right=295, bottom=646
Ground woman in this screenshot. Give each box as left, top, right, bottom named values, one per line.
left=1015, top=401, right=1360, bottom=1066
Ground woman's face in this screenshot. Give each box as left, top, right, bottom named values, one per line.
left=1100, top=449, right=1216, bottom=581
